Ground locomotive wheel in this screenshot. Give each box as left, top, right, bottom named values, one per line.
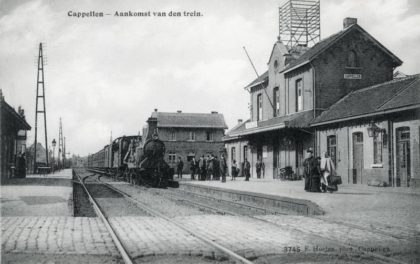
left=159, top=176, right=168, bottom=188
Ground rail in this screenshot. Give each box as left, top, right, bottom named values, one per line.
left=97, top=176, right=254, bottom=264
left=73, top=169, right=133, bottom=264
left=89, top=169, right=412, bottom=264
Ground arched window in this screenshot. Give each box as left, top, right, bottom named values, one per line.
left=347, top=50, right=358, bottom=67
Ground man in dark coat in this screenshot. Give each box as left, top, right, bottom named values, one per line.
left=256, top=159, right=263, bottom=179
left=244, top=159, right=251, bottom=181
left=220, top=154, right=227, bottom=182
left=198, top=155, right=206, bottom=181
left=206, top=155, right=213, bottom=180
left=190, top=157, right=197, bottom=180
left=303, top=148, right=313, bottom=191
left=177, top=157, right=184, bottom=179
left=213, top=155, right=220, bottom=180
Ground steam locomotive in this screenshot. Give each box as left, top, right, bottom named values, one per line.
left=86, top=117, right=175, bottom=188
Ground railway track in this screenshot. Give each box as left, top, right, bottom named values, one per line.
left=76, top=169, right=253, bottom=264
left=74, top=170, right=134, bottom=264
left=145, top=187, right=414, bottom=264
left=86, top=168, right=417, bottom=263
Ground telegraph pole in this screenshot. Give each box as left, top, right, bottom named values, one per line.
left=33, top=43, right=49, bottom=173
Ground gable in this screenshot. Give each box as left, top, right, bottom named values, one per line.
left=282, top=24, right=402, bottom=74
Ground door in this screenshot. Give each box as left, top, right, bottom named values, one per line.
left=352, top=132, right=363, bottom=184
left=396, top=127, right=410, bottom=187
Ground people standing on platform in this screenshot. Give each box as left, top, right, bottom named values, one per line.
left=190, top=157, right=197, bottom=180
left=310, top=157, right=322, bottom=192
left=199, top=155, right=206, bottom=181
left=220, top=154, right=227, bottom=182
left=244, top=159, right=251, bottom=181
left=256, top=158, right=265, bottom=179
left=231, top=160, right=238, bottom=181
left=206, top=155, right=214, bottom=180
left=213, top=155, right=220, bottom=180
left=262, top=161, right=265, bottom=178
left=320, top=152, right=338, bottom=192
left=177, top=157, right=184, bottom=179
left=303, top=148, right=322, bottom=192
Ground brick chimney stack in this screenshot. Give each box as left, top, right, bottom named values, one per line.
left=343, top=17, right=357, bottom=29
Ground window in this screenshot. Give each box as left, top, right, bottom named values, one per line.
left=274, top=60, right=279, bottom=69
left=170, top=130, right=176, bottom=141
left=257, top=94, right=263, bottom=121
left=296, top=79, right=303, bottom=112
left=273, top=87, right=280, bottom=117
left=189, top=131, right=196, bottom=141
left=327, top=135, right=337, bottom=166
left=398, top=127, right=410, bottom=140
left=231, top=147, right=236, bottom=163
left=168, top=153, right=176, bottom=165
left=373, top=133, right=383, bottom=164
left=206, top=131, right=213, bottom=141
left=347, top=50, right=358, bottom=67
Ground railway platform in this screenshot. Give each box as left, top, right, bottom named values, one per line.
left=1, top=169, right=121, bottom=263
left=1, top=169, right=74, bottom=216
left=182, top=178, right=420, bottom=231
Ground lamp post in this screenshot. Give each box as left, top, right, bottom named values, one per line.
left=52, top=139, right=56, bottom=173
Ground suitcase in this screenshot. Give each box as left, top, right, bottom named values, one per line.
left=331, top=175, right=342, bottom=185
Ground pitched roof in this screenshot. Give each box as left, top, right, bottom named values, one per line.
left=0, top=98, right=31, bottom=130
left=281, top=24, right=402, bottom=73
left=151, top=111, right=228, bottom=129
left=311, top=75, right=420, bottom=126
left=244, top=71, right=268, bottom=90
left=225, top=110, right=314, bottom=139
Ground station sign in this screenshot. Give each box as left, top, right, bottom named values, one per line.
left=245, top=121, right=258, bottom=129
left=344, top=73, right=362, bottom=79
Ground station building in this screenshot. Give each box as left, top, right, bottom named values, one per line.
left=147, top=109, right=228, bottom=173
left=311, top=75, right=420, bottom=187
left=223, top=18, right=410, bottom=183
left=0, top=90, right=31, bottom=182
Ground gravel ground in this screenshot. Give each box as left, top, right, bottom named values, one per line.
left=85, top=183, right=151, bottom=217
left=73, top=182, right=97, bottom=217
left=103, top=180, right=217, bottom=218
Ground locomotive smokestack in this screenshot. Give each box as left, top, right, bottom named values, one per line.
left=146, top=117, right=158, bottom=140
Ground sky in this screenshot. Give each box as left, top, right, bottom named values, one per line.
left=1, top=0, right=420, bottom=157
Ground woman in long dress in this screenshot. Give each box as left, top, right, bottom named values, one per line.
left=320, top=152, right=338, bottom=192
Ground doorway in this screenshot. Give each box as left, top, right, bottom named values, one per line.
left=396, top=127, right=410, bottom=187
left=352, top=132, right=364, bottom=184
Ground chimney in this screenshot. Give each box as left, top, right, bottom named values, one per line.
left=343, top=17, right=357, bottom=29
left=177, top=110, right=182, bottom=113
left=145, top=117, right=158, bottom=140
left=238, top=119, right=243, bottom=124
left=154, top=108, right=158, bottom=112
left=211, top=111, right=218, bottom=114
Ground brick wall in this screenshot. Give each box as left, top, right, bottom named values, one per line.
left=159, top=127, right=225, bottom=173
left=313, top=30, right=394, bottom=113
